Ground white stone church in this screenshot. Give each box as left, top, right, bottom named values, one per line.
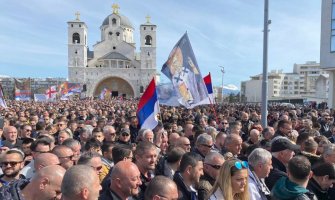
left=67, top=4, right=157, bottom=98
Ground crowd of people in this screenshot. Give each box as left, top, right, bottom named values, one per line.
left=0, top=99, right=334, bottom=200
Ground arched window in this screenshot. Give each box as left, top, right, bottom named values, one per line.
left=72, top=33, right=80, bottom=44
left=112, top=18, right=117, bottom=25
left=145, top=35, right=152, bottom=45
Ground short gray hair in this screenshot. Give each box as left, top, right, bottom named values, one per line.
left=196, top=134, right=213, bottom=146
left=204, top=152, right=224, bottom=164
left=103, top=125, right=115, bottom=134
left=61, top=165, right=96, bottom=198
left=248, top=148, right=272, bottom=167
left=323, top=144, right=335, bottom=157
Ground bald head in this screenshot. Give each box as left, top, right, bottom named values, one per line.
left=34, top=153, right=60, bottom=171
left=169, top=132, right=180, bottom=145
left=144, top=176, right=178, bottom=200
left=175, top=136, right=191, bottom=152
left=111, top=161, right=139, bottom=179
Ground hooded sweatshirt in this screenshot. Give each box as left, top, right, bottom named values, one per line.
left=271, top=177, right=314, bottom=200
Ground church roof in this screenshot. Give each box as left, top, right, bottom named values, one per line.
left=102, top=14, right=134, bottom=29
left=99, top=52, right=131, bottom=61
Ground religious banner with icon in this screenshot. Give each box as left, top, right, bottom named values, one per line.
left=14, top=78, right=31, bottom=101
left=161, top=33, right=208, bottom=108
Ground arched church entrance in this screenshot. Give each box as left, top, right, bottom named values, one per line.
left=93, top=77, right=134, bottom=98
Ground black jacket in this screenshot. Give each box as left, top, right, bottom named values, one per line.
left=307, top=178, right=331, bottom=200
left=99, top=189, right=123, bottom=200
left=265, top=156, right=288, bottom=191
left=173, top=171, right=198, bottom=200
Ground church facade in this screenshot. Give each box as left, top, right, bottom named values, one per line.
left=67, top=4, right=157, bottom=98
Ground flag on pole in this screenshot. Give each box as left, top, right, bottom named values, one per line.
left=137, top=78, right=160, bottom=130
left=14, top=78, right=31, bottom=101
left=161, top=33, right=208, bottom=108
left=0, top=84, right=7, bottom=108
left=45, top=86, right=57, bottom=100
left=203, top=73, right=215, bottom=104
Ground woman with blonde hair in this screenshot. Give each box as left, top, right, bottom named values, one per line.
left=208, top=158, right=249, bottom=200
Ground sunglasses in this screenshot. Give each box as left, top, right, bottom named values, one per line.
left=201, top=144, right=213, bottom=148
left=234, top=161, right=249, bottom=169
left=122, top=132, right=130, bottom=136
left=1, top=161, right=23, bottom=167
left=59, top=155, right=74, bottom=160
left=205, top=163, right=221, bottom=170
left=91, top=165, right=103, bottom=171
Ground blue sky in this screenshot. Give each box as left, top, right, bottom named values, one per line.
left=0, top=0, right=321, bottom=89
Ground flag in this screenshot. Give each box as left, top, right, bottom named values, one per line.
left=0, top=84, right=7, bottom=108
left=45, top=86, right=57, bottom=100
left=204, top=73, right=215, bottom=104
left=34, top=94, right=47, bottom=102
left=59, top=82, right=81, bottom=98
left=137, top=78, right=160, bottom=130
left=161, top=33, right=208, bottom=108
left=100, top=88, right=111, bottom=100
left=157, top=82, right=180, bottom=107
left=14, top=78, right=31, bottom=101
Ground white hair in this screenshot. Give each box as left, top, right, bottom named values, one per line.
left=248, top=148, right=272, bottom=167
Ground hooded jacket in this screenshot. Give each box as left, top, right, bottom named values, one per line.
left=271, top=177, right=317, bottom=200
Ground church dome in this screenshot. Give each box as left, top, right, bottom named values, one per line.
left=102, top=14, right=134, bottom=29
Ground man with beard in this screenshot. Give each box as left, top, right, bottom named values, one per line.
left=0, top=149, right=25, bottom=187
left=134, top=141, right=158, bottom=200
left=173, top=152, right=204, bottom=200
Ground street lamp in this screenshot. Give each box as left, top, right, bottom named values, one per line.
left=219, top=66, right=225, bottom=102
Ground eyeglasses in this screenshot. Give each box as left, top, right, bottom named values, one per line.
left=91, top=165, right=103, bottom=171
left=234, top=161, right=249, bottom=169
left=1, top=161, right=23, bottom=167
left=156, top=195, right=178, bottom=200
left=59, top=155, right=74, bottom=160
left=201, top=144, right=213, bottom=148
left=122, top=133, right=130, bottom=136
left=205, top=163, right=221, bottom=170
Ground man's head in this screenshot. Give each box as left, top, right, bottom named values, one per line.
left=134, top=141, right=158, bottom=173
left=144, top=176, right=178, bottom=200
left=61, top=165, right=101, bottom=200
left=34, top=153, right=60, bottom=171
left=224, top=134, right=243, bottom=156
left=57, top=120, right=68, bottom=131
left=77, top=152, right=103, bottom=176
left=249, top=129, right=260, bottom=144
left=119, top=128, right=131, bottom=143
left=51, top=145, right=75, bottom=169
left=203, top=152, right=225, bottom=179
left=3, top=126, right=18, bottom=142
left=248, top=148, right=273, bottom=179
left=271, top=137, right=298, bottom=165
left=92, top=127, right=104, bottom=143
left=62, top=138, right=81, bottom=163
left=175, top=136, right=191, bottom=152
left=195, top=134, right=213, bottom=157
left=31, top=138, right=52, bottom=158
left=112, top=144, right=133, bottom=164
left=28, top=165, right=66, bottom=200
left=312, top=162, right=335, bottom=190
left=277, top=120, right=293, bottom=136
left=179, top=152, right=204, bottom=186
left=102, top=125, right=116, bottom=142
left=0, top=149, right=24, bottom=178
left=322, top=144, right=335, bottom=164
left=287, top=156, right=312, bottom=184
left=215, top=132, right=227, bottom=150
left=21, top=138, right=34, bottom=156
left=143, top=129, right=154, bottom=143
left=21, top=124, right=32, bottom=138
left=110, top=161, right=142, bottom=199
left=101, top=142, right=114, bottom=161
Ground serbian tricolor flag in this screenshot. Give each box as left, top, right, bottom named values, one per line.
left=203, top=73, right=215, bottom=104
left=137, top=78, right=160, bottom=130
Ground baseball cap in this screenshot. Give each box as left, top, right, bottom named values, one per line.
left=120, top=128, right=130, bottom=135
left=312, top=163, right=335, bottom=179
left=271, top=137, right=300, bottom=152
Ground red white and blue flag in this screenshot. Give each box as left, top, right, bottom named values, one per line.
left=137, top=78, right=160, bottom=130
left=203, top=73, right=215, bottom=104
